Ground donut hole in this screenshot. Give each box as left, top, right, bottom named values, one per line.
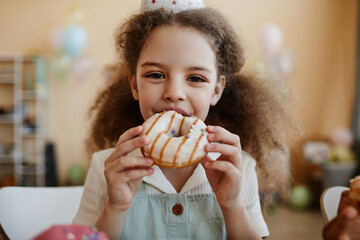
left=165, top=117, right=198, bottom=139
left=166, top=129, right=180, bottom=138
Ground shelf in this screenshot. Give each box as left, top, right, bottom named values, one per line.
left=0, top=153, right=22, bottom=164
left=0, top=55, right=48, bottom=187
left=0, top=114, right=21, bottom=124
left=22, top=127, right=46, bottom=137
left=22, top=165, right=46, bottom=175
left=22, top=91, right=48, bottom=101
left=0, top=74, right=17, bottom=84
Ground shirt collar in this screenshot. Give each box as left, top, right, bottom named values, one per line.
left=129, top=148, right=209, bottom=194
left=143, top=163, right=208, bottom=194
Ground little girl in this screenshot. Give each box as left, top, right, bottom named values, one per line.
left=73, top=1, right=294, bottom=239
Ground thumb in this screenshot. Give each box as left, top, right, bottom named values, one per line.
left=336, top=207, right=358, bottom=238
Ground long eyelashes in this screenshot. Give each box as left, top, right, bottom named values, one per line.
left=187, top=75, right=206, bottom=82
left=144, top=72, right=207, bottom=83
left=145, top=72, right=165, bottom=79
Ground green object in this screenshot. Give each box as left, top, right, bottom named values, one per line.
left=329, top=146, right=356, bottom=162
left=289, top=185, right=312, bottom=210
left=66, top=164, right=86, bottom=185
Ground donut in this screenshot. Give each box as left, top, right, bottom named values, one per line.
left=349, top=176, right=360, bottom=204
left=140, top=110, right=209, bottom=168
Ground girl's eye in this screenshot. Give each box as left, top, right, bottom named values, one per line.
left=145, top=72, right=165, bottom=79
left=188, top=75, right=206, bottom=82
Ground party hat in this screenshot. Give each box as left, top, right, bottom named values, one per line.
left=140, top=0, right=205, bottom=14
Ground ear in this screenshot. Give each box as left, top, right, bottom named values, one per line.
left=129, top=73, right=139, bottom=100
left=210, top=75, right=226, bottom=106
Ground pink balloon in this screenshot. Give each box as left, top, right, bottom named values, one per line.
left=279, top=49, right=295, bottom=77
left=330, top=127, right=354, bottom=147
left=73, top=55, right=93, bottom=80
left=259, top=23, right=283, bottom=58
left=50, top=27, right=65, bottom=51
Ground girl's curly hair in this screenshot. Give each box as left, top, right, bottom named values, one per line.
left=87, top=8, right=296, bottom=202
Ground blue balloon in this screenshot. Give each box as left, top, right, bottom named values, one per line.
left=64, top=25, right=88, bottom=58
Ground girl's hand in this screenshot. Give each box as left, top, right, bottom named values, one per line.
left=202, top=125, right=243, bottom=209
left=103, top=125, right=154, bottom=212
left=323, top=190, right=360, bottom=240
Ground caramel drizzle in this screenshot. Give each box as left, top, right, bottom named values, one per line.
left=145, top=112, right=165, bottom=135
left=188, top=131, right=205, bottom=164
left=159, top=138, right=172, bottom=163
left=172, top=118, right=199, bottom=167
left=179, top=116, right=185, bottom=135
left=149, top=112, right=177, bottom=158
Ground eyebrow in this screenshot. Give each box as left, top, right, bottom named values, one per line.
left=140, top=61, right=213, bottom=73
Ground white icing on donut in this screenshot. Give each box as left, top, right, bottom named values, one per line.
left=141, top=110, right=209, bottom=168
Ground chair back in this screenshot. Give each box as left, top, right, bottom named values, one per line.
left=320, top=186, right=349, bottom=223
left=0, top=186, right=83, bottom=240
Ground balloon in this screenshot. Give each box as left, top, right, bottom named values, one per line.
left=279, top=49, right=295, bottom=77
left=64, top=25, right=88, bottom=58
left=66, top=164, right=86, bottom=185
left=289, top=185, right=312, bottom=210
left=73, top=55, right=94, bottom=80
left=50, top=53, right=72, bottom=81
left=50, top=26, right=65, bottom=51
left=330, top=127, right=354, bottom=147
left=64, top=6, right=86, bottom=25
left=259, top=23, right=283, bottom=58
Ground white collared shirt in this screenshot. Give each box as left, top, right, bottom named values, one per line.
left=73, top=148, right=269, bottom=237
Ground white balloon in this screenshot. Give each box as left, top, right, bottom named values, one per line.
left=73, top=55, right=94, bottom=80
left=50, top=27, right=65, bottom=51
left=50, top=53, right=72, bottom=81
left=279, top=49, right=295, bottom=77
left=259, top=23, right=283, bottom=58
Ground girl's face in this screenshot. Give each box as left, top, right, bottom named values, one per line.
left=130, top=25, right=225, bottom=121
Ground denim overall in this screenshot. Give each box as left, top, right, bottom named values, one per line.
left=120, top=182, right=226, bottom=240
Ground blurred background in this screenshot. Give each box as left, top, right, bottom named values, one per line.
left=0, top=0, right=359, bottom=239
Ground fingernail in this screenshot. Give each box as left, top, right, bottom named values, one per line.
left=207, top=126, right=214, bottom=131
left=206, top=144, right=214, bottom=150
left=140, top=136, right=148, bottom=144
left=146, top=158, right=153, bottom=164
left=345, top=208, right=357, bottom=219
left=204, top=161, right=210, bottom=168
left=208, top=134, right=215, bottom=140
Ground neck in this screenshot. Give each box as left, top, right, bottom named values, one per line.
left=160, top=165, right=197, bottom=193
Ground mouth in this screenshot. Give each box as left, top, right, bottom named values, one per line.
left=161, top=107, right=189, bottom=117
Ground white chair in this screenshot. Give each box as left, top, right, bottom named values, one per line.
left=320, top=186, right=349, bottom=223
left=0, top=186, right=83, bottom=240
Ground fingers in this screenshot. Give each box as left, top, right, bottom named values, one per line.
left=338, top=191, right=351, bottom=214
left=106, top=126, right=149, bottom=165
left=117, top=125, right=143, bottom=146
left=205, top=125, right=242, bottom=168
left=323, top=207, right=355, bottom=240
left=105, top=156, right=154, bottom=183
left=339, top=206, right=359, bottom=224
left=336, top=207, right=358, bottom=240
left=115, top=125, right=149, bottom=155
left=107, top=167, right=154, bottom=184
left=107, top=156, right=153, bottom=173
left=203, top=159, right=240, bottom=178
left=207, top=125, right=241, bottom=149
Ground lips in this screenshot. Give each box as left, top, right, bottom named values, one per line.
left=161, top=107, right=189, bottom=116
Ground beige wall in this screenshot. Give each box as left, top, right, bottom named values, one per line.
left=0, top=0, right=358, bottom=184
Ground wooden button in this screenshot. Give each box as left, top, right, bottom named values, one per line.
left=172, top=204, right=183, bottom=215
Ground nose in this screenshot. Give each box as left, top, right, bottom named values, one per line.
left=163, top=77, right=186, bottom=102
